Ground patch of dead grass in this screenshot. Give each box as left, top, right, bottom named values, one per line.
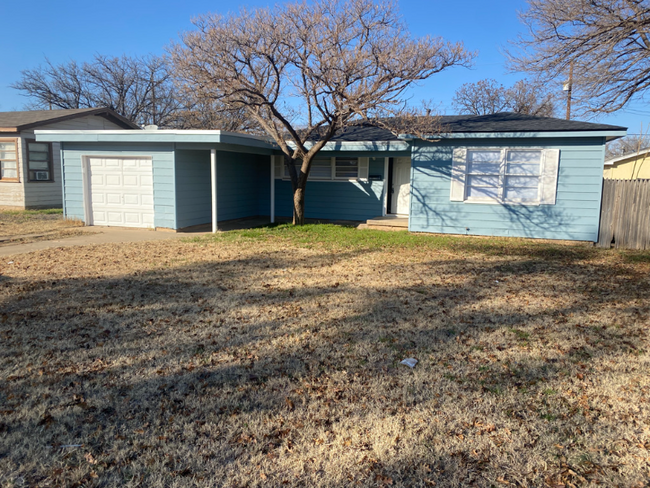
left=0, top=233, right=649, bottom=487
left=0, top=209, right=84, bottom=244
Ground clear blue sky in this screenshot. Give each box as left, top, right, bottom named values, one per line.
left=1, top=0, right=647, bottom=133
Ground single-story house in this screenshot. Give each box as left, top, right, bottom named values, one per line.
left=35, top=113, right=626, bottom=241
left=0, top=108, right=139, bottom=209
left=604, top=148, right=650, bottom=179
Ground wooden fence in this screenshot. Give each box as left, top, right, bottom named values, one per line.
left=597, top=179, right=650, bottom=250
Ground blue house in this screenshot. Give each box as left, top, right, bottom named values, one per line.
left=36, top=113, right=626, bottom=242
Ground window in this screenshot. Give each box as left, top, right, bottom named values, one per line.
left=334, top=157, right=358, bottom=179
left=451, top=147, right=560, bottom=205
left=284, top=157, right=332, bottom=179
left=26, top=140, right=53, bottom=182
left=276, top=155, right=368, bottom=180
left=0, top=139, right=18, bottom=181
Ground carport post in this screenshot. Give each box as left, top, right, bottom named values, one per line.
left=211, top=149, right=217, bottom=233
left=270, top=155, right=275, bottom=223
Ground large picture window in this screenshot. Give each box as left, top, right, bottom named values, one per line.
left=26, top=140, right=53, bottom=182
left=451, top=147, right=560, bottom=205
left=0, top=139, right=19, bottom=181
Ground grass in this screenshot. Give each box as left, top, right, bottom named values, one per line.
left=0, top=225, right=649, bottom=487
left=0, top=208, right=84, bottom=243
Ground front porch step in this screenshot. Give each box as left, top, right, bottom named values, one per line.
left=364, top=215, right=409, bottom=231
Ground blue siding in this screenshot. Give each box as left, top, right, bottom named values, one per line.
left=216, top=151, right=269, bottom=221
left=60, top=143, right=176, bottom=229
left=274, top=179, right=384, bottom=221
left=409, top=137, right=606, bottom=241
left=257, top=158, right=271, bottom=216
left=175, top=150, right=211, bottom=228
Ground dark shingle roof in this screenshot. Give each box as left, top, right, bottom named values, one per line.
left=0, top=108, right=140, bottom=131
left=327, top=112, right=626, bottom=142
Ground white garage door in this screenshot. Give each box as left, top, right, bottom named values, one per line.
left=87, top=157, right=154, bottom=228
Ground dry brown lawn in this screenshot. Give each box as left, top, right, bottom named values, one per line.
left=0, top=209, right=84, bottom=245
left=0, top=226, right=649, bottom=487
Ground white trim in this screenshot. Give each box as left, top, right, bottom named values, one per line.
left=60, top=143, right=67, bottom=219
left=281, top=156, right=366, bottom=182
left=270, top=155, right=275, bottom=223
left=456, top=147, right=552, bottom=206
left=382, top=157, right=389, bottom=216
left=604, top=148, right=650, bottom=166
left=402, top=130, right=627, bottom=140
left=81, top=156, right=91, bottom=225
left=81, top=154, right=155, bottom=227
left=211, top=149, right=217, bottom=233
left=36, top=129, right=271, bottom=140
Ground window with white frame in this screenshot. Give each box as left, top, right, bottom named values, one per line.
left=277, top=155, right=368, bottom=180
left=0, top=139, right=19, bottom=181
left=451, top=147, right=560, bottom=205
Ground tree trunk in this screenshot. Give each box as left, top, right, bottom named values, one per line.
left=292, top=183, right=306, bottom=225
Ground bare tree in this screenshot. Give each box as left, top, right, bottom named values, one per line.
left=452, top=79, right=509, bottom=115
left=171, top=0, right=473, bottom=225
left=506, top=80, right=555, bottom=117
left=453, top=78, right=555, bottom=116
left=12, top=54, right=181, bottom=127
left=606, top=134, right=650, bottom=159
left=507, top=0, right=650, bottom=115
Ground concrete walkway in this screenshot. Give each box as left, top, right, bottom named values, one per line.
left=0, top=217, right=272, bottom=257
left=0, top=228, right=185, bottom=257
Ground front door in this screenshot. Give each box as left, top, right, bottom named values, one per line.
left=391, top=157, right=411, bottom=215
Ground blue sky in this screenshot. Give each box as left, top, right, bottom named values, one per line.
left=1, top=0, right=647, bottom=133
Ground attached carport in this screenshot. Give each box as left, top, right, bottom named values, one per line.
left=35, top=129, right=279, bottom=232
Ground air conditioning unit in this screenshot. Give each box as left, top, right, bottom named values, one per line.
left=34, top=171, right=49, bottom=181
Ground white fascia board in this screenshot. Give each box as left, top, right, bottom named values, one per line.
left=291, top=140, right=411, bottom=152
left=400, top=130, right=628, bottom=141
left=34, top=129, right=276, bottom=148
left=604, top=148, right=650, bottom=166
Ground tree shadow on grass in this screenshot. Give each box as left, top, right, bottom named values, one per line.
left=0, top=248, right=648, bottom=487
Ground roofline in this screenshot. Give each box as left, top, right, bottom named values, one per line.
left=34, top=129, right=276, bottom=149
left=604, top=148, right=650, bottom=166
left=8, top=108, right=140, bottom=131
left=35, top=127, right=628, bottom=149
left=400, top=130, right=627, bottom=142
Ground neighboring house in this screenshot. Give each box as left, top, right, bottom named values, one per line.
left=604, top=149, right=650, bottom=179
left=0, top=108, right=139, bottom=209
left=35, top=113, right=626, bottom=242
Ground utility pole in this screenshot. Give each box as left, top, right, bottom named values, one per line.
left=564, top=63, right=574, bottom=120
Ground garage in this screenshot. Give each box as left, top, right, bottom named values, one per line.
left=87, top=157, right=154, bottom=228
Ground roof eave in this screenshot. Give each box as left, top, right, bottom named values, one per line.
left=399, top=130, right=627, bottom=141
left=604, top=148, right=650, bottom=166
left=12, top=108, right=140, bottom=131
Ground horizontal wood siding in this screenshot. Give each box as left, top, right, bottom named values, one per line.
left=60, top=143, right=175, bottom=228
left=175, top=150, right=211, bottom=228
left=0, top=135, right=25, bottom=207
left=22, top=140, right=63, bottom=208
left=274, top=179, right=384, bottom=220
left=257, top=157, right=271, bottom=216
left=30, top=115, right=128, bottom=131
left=410, top=137, right=606, bottom=241
left=216, top=151, right=268, bottom=221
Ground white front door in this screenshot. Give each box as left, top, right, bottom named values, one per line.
left=87, top=157, right=155, bottom=228
left=391, top=157, right=411, bottom=215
